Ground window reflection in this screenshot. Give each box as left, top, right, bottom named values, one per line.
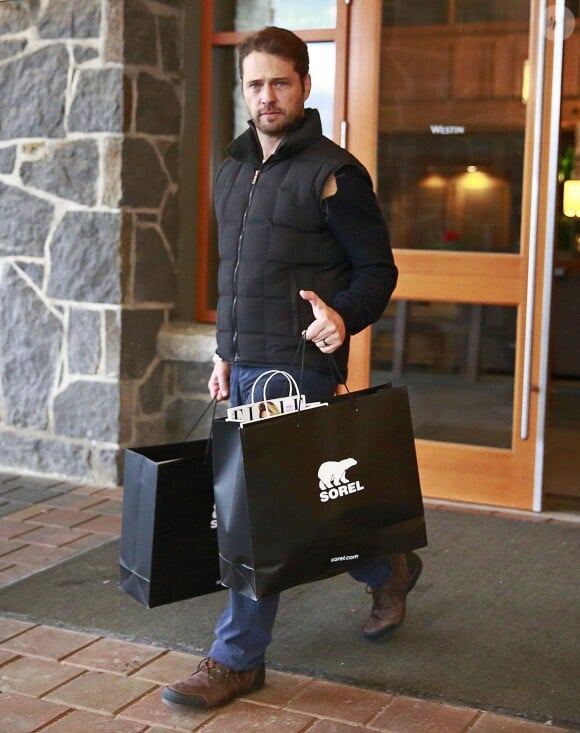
left=377, top=1, right=529, bottom=252
left=215, top=0, right=336, bottom=32
left=455, top=0, right=530, bottom=24
left=382, top=0, right=531, bottom=26
left=382, top=0, right=448, bottom=27
left=307, top=42, right=335, bottom=138
left=371, top=301, right=516, bottom=448
left=271, top=0, right=336, bottom=29
left=378, top=133, right=524, bottom=252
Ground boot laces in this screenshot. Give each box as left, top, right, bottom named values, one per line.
left=196, top=657, right=221, bottom=677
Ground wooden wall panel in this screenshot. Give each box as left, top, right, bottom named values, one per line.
left=562, top=25, right=580, bottom=99
left=380, top=36, right=452, bottom=103
left=379, top=99, right=526, bottom=132
left=380, top=25, right=530, bottom=132
left=452, top=38, right=498, bottom=98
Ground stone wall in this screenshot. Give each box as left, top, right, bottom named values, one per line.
left=119, top=0, right=186, bottom=452
left=0, top=0, right=207, bottom=485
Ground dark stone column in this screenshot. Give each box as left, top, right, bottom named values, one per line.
left=0, top=0, right=187, bottom=485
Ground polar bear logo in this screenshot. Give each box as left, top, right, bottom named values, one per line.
left=318, top=458, right=358, bottom=490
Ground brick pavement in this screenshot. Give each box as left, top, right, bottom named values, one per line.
left=0, top=471, right=577, bottom=732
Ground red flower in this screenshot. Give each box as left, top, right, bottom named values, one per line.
left=443, top=230, right=460, bottom=241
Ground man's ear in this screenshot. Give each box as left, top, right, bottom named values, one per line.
left=303, top=73, right=312, bottom=101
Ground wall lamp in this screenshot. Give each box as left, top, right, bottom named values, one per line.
left=563, top=180, right=580, bottom=218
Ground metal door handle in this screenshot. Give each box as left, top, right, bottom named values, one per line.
left=520, top=0, right=547, bottom=441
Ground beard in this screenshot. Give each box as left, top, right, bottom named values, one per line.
left=254, top=107, right=303, bottom=137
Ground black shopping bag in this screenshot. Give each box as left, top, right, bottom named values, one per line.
left=119, top=439, right=223, bottom=608
left=212, top=383, right=427, bottom=600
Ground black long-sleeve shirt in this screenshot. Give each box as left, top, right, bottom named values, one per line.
left=324, top=165, right=398, bottom=335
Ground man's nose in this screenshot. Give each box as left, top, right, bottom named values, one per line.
left=261, top=83, right=276, bottom=103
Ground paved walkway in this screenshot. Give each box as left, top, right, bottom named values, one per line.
left=0, top=471, right=578, bottom=733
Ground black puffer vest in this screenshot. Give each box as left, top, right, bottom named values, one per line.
left=214, top=109, right=370, bottom=375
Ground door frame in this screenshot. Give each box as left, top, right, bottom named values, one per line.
left=345, top=0, right=565, bottom=510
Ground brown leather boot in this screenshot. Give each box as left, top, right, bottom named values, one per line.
left=162, top=657, right=265, bottom=708
left=362, top=552, right=423, bottom=640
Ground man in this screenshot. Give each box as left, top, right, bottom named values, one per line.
left=163, top=26, right=422, bottom=710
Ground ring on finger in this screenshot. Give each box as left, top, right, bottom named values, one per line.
left=322, top=338, right=328, bottom=347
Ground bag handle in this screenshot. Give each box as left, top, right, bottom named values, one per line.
left=294, top=332, right=349, bottom=391
left=250, top=370, right=300, bottom=403
left=183, top=396, right=218, bottom=442
left=293, top=334, right=356, bottom=421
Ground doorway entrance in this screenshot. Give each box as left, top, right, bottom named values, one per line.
left=346, top=1, right=579, bottom=510
left=194, top=0, right=579, bottom=511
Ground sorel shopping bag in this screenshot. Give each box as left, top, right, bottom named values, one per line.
left=212, top=383, right=427, bottom=600
left=119, top=438, right=222, bottom=608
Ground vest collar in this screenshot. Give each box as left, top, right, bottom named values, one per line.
left=227, top=108, right=323, bottom=167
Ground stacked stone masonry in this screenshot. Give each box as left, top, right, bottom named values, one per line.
left=0, top=0, right=204, bottom=486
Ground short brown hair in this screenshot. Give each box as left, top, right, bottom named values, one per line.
left=238, top=26, right=309, bottom=81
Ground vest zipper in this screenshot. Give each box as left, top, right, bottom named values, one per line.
left=231, top=167, right=261, bottom=360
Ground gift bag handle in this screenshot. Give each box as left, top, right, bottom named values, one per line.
left=293, top=332, right=349, bottom=391
left=183, top=396, right=218, bottom=442
left=292, top=334, right=356, bottom=422
left=250, top=370, right=301, bottom=403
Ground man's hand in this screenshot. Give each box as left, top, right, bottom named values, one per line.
left=300, top=289, right=346, bottom=353
left=208, top=360, right=231, bottom=400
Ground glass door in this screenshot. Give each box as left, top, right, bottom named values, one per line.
left=346, top=1, right=568, bottom=509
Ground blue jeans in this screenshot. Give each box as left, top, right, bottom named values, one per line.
left=209, top=364, right=392, bottom=670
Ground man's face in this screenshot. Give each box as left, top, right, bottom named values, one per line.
left=241, top=51, right=311, bottom=139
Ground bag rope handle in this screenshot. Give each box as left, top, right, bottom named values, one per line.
left=287, top=335, right=354, bottom=427
left=249, top=369, right=301, bottom=403
left=293, top=334, right=357, bottom=418
left=183, top=395, right=218, bottom=443
left=294, top=332, right=350, bottom=389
